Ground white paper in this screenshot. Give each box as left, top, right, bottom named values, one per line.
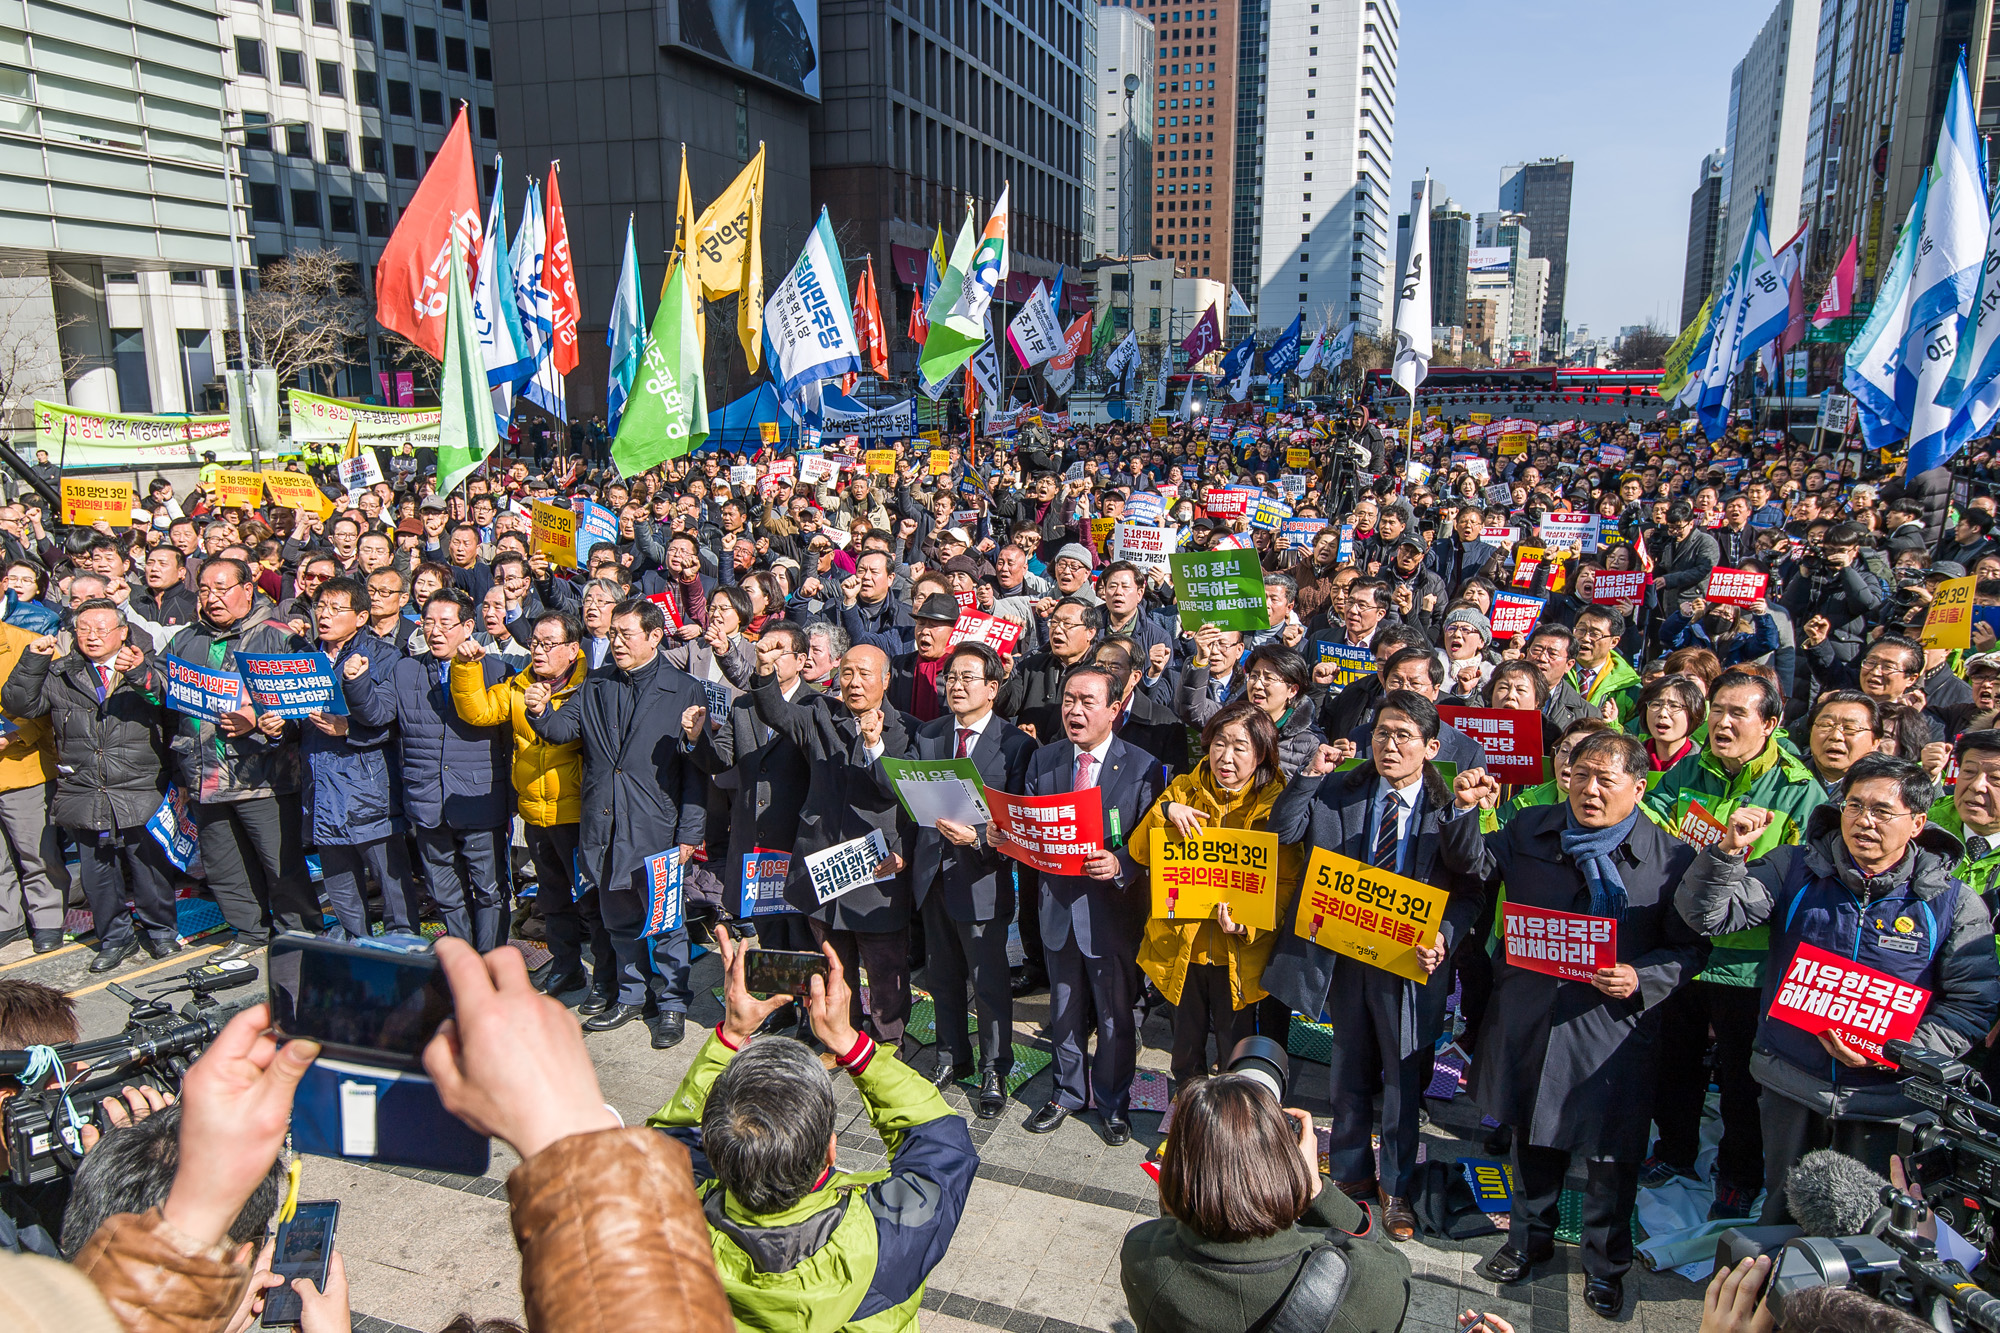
left=340, top=1080, right=378, bottom=1157
left=804, top=828, right=891, bottom=904
left=898, top=776, right=991, bottom=829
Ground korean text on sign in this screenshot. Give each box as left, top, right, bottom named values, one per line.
left=641, top=851, right=685, bottom=937
left=1316, top=643, right=1373, bottom=689
left=1704, top=567, right=1769, bottom=606
left=988, top=788, right=1105, bottom=877
left=1592, top=570, right=1650, bottom=604
left=235, top=651, right=349, bottom=719
left=1488, top=592, right=1545, bottom=640
left=1676, top=800, right=1727, bottom=851
left=1293, top=847, right=1450, bottom=983
left=1768, top=942, right=1928, bottom=1064
left=948, top=610, right=1024, bottom=655
left=1436, top=706, right=1542, bottom=784
left=1148, top=827, right=1280, bottom=931
left=738, top=849, right=791, bottom=917
left=161, top=656, right=245, bottom=723
left=804, top=829, right=892, bottom=905
left=1922, top=574, right=1976, bottom=651
left=1501, top=902, right=1616, bottom=983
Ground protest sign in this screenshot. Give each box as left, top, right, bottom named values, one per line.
left=1510, top=546, right=1544, bottom=588
left=804, top=829, right=892, bottom=904
left=61, top=477, right=135, bottom=527
left=1591, top=570, right=1650, bottom=604
left=1286, top=446, right=1310, bottom=468
left=760, top=422, right=781, bottom=445
left=1462, top=1160, right=1515, bottom=1214
left=1111, top=522, right=1174, bottom=574
left=641, top=851, right=685, bottom=936
left=1280, top=517, right=1328, bottom=552
left=236, top=651, right=349, bottom=719
left=1484, top=482, right=1515, bottom=507
left=1469, top=413, right=1492, bottom=425
left=1501, top=902, right=1616, bottom=982
left=948, top=610, right=1025, bottom=654
left=1481, top=527, right=1519, bottom=550
left=1704, top=567, right=1769, bottom=606
left=865, top=449, right=896, bottom=475
left=1202, top=488, right=1253, bottom=520
left=334, top=450, right=384, bottom=493
left=1293, top=847, right=1451, bottom=983
left=644, top=590, right=685, bottom=630
left=1149, top=827, right=1280, bottom=931
left=146, top=784, right=201, bottom=874
left=739, top=849, right=792, bottom=917
left=987, top=788, right=1105, bottom=876
left=1922, top=574, right=1977, bottom=650
left=1436, top=707, right=1543, bottom=784
left=880, top=756, right=992, bottom=828
left=1169, top=549, right=1270, bottom=632
left=1537, top=511, right=1599, bottom=554
left=1124, top=493, right=1166, bottom=526
left=260, top=471, right=334, bottom=519
left=531, top=501, right=579, bottom=568
left=1089, top=516, right=1118, bottom=555
left=1488, top=591, right=1546, bottom=640
left=929, top=449, right=952, bottom=475
left=767, top=457, right=796, bottom=485
left=286, top=390, right=440, bottom=445
left=1676, top=800, right=1727, bottom=851
left=210, top=470, right=265, bottom=509
left=161, top=656, right=244, bottom=722
left=953, top=588, right=978, bottom=613
left=729, top=464, right=757, bottom=490
left=1767, top=942, right=1929, bottom=1064
left=797, top=452, right=836, bottom=486
left=1316, top=642, right=1374, bottom=689
left=1249, top=497, right=1293, bottom=531
left=574, top=499, right=619, bottom=566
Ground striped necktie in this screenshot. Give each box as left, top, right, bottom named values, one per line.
left=1373, top=791, right=1402, bottom=869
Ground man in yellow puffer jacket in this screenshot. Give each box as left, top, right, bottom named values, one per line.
left=450, top=608, right=609, bottom=1003
left=0, top=621, right=69, bottom=951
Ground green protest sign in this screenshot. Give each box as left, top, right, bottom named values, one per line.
left=879, top=756, right=991, bottom=828
left=1170, top=549, right=1271, bottom=632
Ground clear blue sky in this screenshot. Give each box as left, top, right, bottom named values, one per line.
left=1395, top=0, right=1776, bottom=342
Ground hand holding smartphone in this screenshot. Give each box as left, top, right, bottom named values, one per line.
left=741, top=948, right=830, bottom=999
left=260, top=1200, right=338, bottom=1327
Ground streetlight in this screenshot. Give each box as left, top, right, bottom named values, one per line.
left=220, top=114, right=307, bottom=470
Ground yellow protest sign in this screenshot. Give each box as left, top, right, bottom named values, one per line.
left=1511, top=545, right=1544, bottom=588
left=1426, top=405, right=1442, bottom=418
left=919, top=429, right=942, bottom=447
left=1150, top=827, right=1281, bottom=930
left=1294, top=847, right=1450, bottom=982
left=928, top=449, right=951, bottom=476
left=1922, top=574, right=1977, bottom=650
left=1469, top=413, right=1492, bottom=425
left=1286, top=447, right=1310, bottom=468
left=1497, top=433, right=1531, bottom=456
left=759, top=422, right=780, bottom=446
left=531, top=500, right=579, bottom=569
left=211, top=470, right=265, bottom=509
left=260, top=470, right=334, bottom=520
left=865, top=449, right=896, bottom=475
left=1089, top=516, right=1117, bottom=555
left=60, top=477, right=135, bottom=527
left=1151, top=419, right=1169, bottom=437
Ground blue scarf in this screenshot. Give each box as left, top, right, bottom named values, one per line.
left=1559, top=808, right=1639, bottom=920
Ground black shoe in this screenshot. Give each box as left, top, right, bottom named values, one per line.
left=931, top=1059, right=973, bottom=1091
left=1101, top=1112, right=1131, bottom=1146
left=534, top=966, right=587, bottom=997
left=648, top=1011, right=686, bottom=1049
left=582, top=1002, right=645, bottom=1032
left=30, top=929, right=63, bottom=954
left=1010, top=968, right=1048, bottom=998
left=1476, top=1244, right=1553, bottom=1286
left=212, top=940, right=260, bottom=964
left=141, top=935, right=184, bottom=960
left=1025, top=1101, right=1070, bottom=1134
left=1584, top=1275, right=1624, bottom=1318
left=976, top=1069, right=1006, bottom=1120
left=577, top=987, right=614, bottom=1017
left=88, top=939, right=139, bottom=973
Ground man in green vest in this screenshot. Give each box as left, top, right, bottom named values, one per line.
left=1642, top=668, right=1826, bottom=1219
left=1929, top=729, right=2000, bottom=902
left=1569, top=605, right=1642, bottom=726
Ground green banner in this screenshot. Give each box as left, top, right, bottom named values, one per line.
left=287, top=390, right=440, bottom=444
left=1170, top=549, right=1271, bottom=632
left=879, top=756, right=991, bottom=828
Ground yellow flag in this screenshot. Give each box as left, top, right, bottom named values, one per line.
left=690, top=145, right=765, bottom=372
left=1657, top=296, right=1712, bottom=403
left=674, top=145, right=706, bottom=354
left=339, top=421, right=360, bottom=461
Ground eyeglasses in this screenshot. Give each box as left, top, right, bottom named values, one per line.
left=1375, top=730, right=1425, bottom=750
left=1813, top=720, right=1875, bottom=739
left=529, top=638, right=573, bottom=652
left=1048, top=617, right=1089, bottom=632
left=1245, top=671, right=1292, bottom=688
left=199, top=583, right=242, bottom=596
left=1842, top=801, right=1914, bottom=826
left=940, top=673, right=992, bottom=686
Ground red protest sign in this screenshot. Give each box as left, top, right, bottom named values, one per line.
left=1591, top=570, right=1650, bottom=604
left=1488, top=592, right=1546, bottom=640
left=1676, top=800, right=1727, bottom=851
left=1502, top=901, right=1616, bottom=983
left=948, top=610, right=1024, bottom=655
left=644, top=590, right=685, bottom=631
left=987, top=787, right=1105, bottom=876
left=1436, top=706, right=1543, bottom=783
left=1768, top=942, right=1928, bottom=1065
left=1704, top=567, right=1769, bottom=606
left=1203, top=489, right=1253, bottom=520
left=953, top=588, right=978, bottom=613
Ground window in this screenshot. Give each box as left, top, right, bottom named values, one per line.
left=286, top=125, right=312, bottom=158
left=279, top=50, right=306, bottom=86
left=446, top=36, right=467, bottom=70
left=387, top=80, right=412, bottom=116
left=112, top=329, right=151, bottom=413
left=349, top=2, right=373, bottom=40
left=474, top=46, right=491, bottom=79
left=242, top=111, right=271, bottom=150
left=235, top=38, right=265, bottom=77
left=478, top=105, right=496, bottom=139
left=470, top=0, right=486, bottom=17
left=414, top=26, right=438, bottom=60
left=179, top=330, right=216, bottom=411
left=381, top=14, right=406, bottom=50
left=392, top=142, right=417, bottom=178
left=106, top=272, right=137, bottom=284
left=249, top=181, right=284, bottom=222
left=273, top=0, right=297, bottom=11
left=291, top=190, right=322, bottom=230
left=329, top=196, right=357, bottom=232
left=324, top=129, right=349, bottom=164
left=312, top=0, right=338, bottom=26
left=419, top=88, right=443, bottom=123
left=318, top=60, right=344, bottom=96
left=1149, top=279, right=1162, bottom=290
left=365, top=200, right=391, bottom=237
left=169, top=271, right=203, bottom=285
left=356, top=70, right=378, bottom=106
left=361, top=135, right=385, bottom=171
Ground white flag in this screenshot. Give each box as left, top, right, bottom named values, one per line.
left=1294, top=326, right=1327, bottom=377
left=471, top=163, right=527, bottom=438
left=1229, top=285, right=1251, bottom=318
left=1006, top=282, right=1065, bottom=367
left=1391, top=176, right=1433, bottom=397
left=762, top=208, right=866, bottom=401
left=1323, top=320, right=1357, bottom=371
left=969, top=312, right=1001, bottom=401
left=1105, top=330, right=1139, bottom=380
left=509, top=180, right=552, bottom=385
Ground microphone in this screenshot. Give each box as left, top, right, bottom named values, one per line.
left=1785, top=1150, right=1894, bottom=1238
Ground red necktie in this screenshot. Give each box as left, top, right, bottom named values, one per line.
left=956, top=727, right=972, bottom=758
left=1074, top=751, right=1097, bottom=790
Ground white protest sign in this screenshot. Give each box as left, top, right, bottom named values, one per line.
left=804, top=829, right=892, bottom=904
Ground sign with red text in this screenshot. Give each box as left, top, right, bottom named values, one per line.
left=948, top=610, right=1025, bottom=654
left=1149, top=827, right=1280, bottom=930
left=1294, top=847, right=1451, bottom=982
left=1537, top=511, right=1600, bottom=554
left=1704, top=567, right=1769, bottom=606
left=1676, top=800, right=1727, bottom=851
left=644, top=590, right=685, bottom=631
left=1591, top=570, right=1650, bottom=604
left=987, top=787, right=1105, bottom=876
left=1488, top=591, right=1546, bottom=640
left=1768, top=942, right=1928, bottom=1064
left=1202, top=488, right=1254, bottom=520
left=1437, top=706, right=1543, bottom=784
left=1502, top=902, right=1616, bottom=982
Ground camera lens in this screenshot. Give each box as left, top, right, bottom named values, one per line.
left=1225, top=1036, right=1290, bottom=1103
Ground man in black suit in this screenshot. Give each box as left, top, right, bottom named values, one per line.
left=1006, top=663, right=1161, bottom=1145
left=911, top=642, right=1036, bottom=1118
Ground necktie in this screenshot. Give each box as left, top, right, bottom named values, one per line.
left=1074, top=751, right=1097, bottom=790
left=95, top=664, right=110, bottom=703
left=1373, top=791, right=1402, bottom=869
left=956, top=727, right=972, bottom=758
left=1971, top=834, right=1993, bottom=862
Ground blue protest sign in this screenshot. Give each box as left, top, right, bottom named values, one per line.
left=146, top=783, right=200, bottom=874
left=161, top=656, right=244, bottom=723
left=642, top=850, right=684, bottom=937
left=574, top=499, right=619, bottom=566
left=235, top=651, right=348, bottom=719
left=1316, top=641, right=1374, bottom=689
left=740, top=849, right=792, bottom=917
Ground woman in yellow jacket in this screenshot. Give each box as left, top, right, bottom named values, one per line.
left=1132, top=700, right=1305, bottom=1096
left=449, top=619, right=607, bottom=997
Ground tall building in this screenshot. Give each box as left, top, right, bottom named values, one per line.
left=1496, top=157, right=1572, bottom=344
left=1682, top=150, right=1727, bottom=326
left=1243, top=0, right=1400, bottom=339
left=1720, top=0, right=1820, bottom=269
left=1430, top=196, right=1471, bottom=327
left=1095, top=5, right=1156, bottom=257
left=1132, top=0, right=1237, bottom=288
left=1513, top=256, right=1549, bottom=359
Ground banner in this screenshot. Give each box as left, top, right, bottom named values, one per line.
left=797, top=452, right=836, bottom=486
left=865, top=449, right=897, bottom=475
left=1436, top=707, right=1543, bottom=784
left=33, top=400, right=238, bottom=466
left=210, top=470, right=265, bottom=509
left=1502, top=902, right=1616, bottom=982
left=1591, top=570, right=1650, bottom=604
left=1510, top=546, right=1545, bottom=588
left=261, top=471, right=334, bottom=519
left=1317, top=642, right=1374, bottom=689
left=60, top=478, right=135, bottom=527
left=641, top=850, right=685, bottom=936
left=1286, top=447, right=1310, bottom=468
left=1704, top=567, right=1770, bottom=606
left=531, top=500, right=579, bottom=568
left=1202, top=487, right=1254, bottom=520
left=1294, top=847, right=1451, bottom=982
left=1110, top=523, right=1174, bottom=574
left=235, top=651, right=349, bottom=719
left=1280, top=518, right=1328, bottom=552
left=823, top=398, right=919, bottom=439
left=764, top=207, right=864, bottom=400
left=286, top=390, right=441, bottom=444
left=1169, top=549, right=1270, bottom=632
left=146, top=784, right=201, bottom=874
left=1767, top=942, right=1929, bottom=1064
left=1537, top=512, right=1599, bottom=554
left=948, top=610, right=1025, bottom=654
left=1676, top=799, right=1728, bottom=851
left=333, top=451, right=384, bottom=494
left=1149, top=827, right=1280, bottom=930
left=928, top=449, right=951, bottom=476
left=1922, top=574, right=1977, bottom=650
left=1005, top=282, right=1066, bottom=367
left=161, top=656, right=245, bottom=723
left=1489, top=591, right=1546, bottom=639
left=739, top=848, right=792, bottom=917
left=879, top=756, right=992, bottom=828
left=574, top=499, right=619, bottom=566
left=988, top=787, right=1104, bottom=876
left=804, top=828, right=893, bottom=904
left=1249, top=497, right=1294, bottom=531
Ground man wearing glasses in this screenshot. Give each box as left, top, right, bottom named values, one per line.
left=164, top=558, right=319, bottom=964
left=997, top=595, right=1103, bottom=744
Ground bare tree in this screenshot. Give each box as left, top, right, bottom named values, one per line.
left=233, top=249, right=370, bottom=393
left=0, top=261, right=89, bottom=424
left=1612, top=322, right=1674, bottom=370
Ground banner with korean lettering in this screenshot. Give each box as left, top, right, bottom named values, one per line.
left=1436, top=706, right=1543, bottom=783
left=1202, top=488, right=1254, bottom=520
left=34, top=400, right=239, bottom=465
left=1293, top=847, right=1451, bottom=982
left=261, top=471, right=335, bottom=519
left=1148, top=827, right=1280, bottom=930
left=1704, top=567, right=1770, bottom=606
left=948, top=610, right=1024, bottom=654
left=1249, top=497, right=1293, bottom=531
left=531, top=500, right=579, bottom=568
left=641, top=850, right=685, bottom=936
left=1675, top=799, right=1727, bottom=851
left=1768, top=942, right=1928, bottom=1064
left=988, top=788, right=1105, bottom=876
left=1488, top=592, right=1545, bottom=640
left=1922, top=574, right=1977, bottom=650
left=61, top=478, right=136, bottom=527
left=146, top=783, right=202, bottom=874
left=1281, top=518, right=1328, bottom=552
left=739, top=848, right=792, bottom=917
left=1591, top=570, right=1650, bottom=604
left=210, top=470, right=265, bottom=509
left=1111, top=523, right=1174, bottom=574
left=235, top=651, right=349, bottom=719
left=574, top=499, right=619, bottom=566
left=1316, top=642, right=1374, bottom=689
left=804, top=829, right=893, bottom=904
left=1536, top=512, right=1599, bottom=554
left=161, top=656, right=245, bottom=723
left=1501, top=902, right=1616, bottom=982
left=865, top=449, right=897, bottom=475
left=287, top=389, right=441, bottom=443
left=1169, top=549, right=1270, bottom=632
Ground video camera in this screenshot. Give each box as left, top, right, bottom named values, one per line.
left=1, top=960, right=259, bottom=1186
left=1891, top=1040, right=2000, bottom=1263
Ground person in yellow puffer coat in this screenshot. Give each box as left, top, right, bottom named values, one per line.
left=0, top=619, right=68, bottom=950
left=1131, top=699, right=1305, bottom=1088
left=449, top=614, right=610, bottom=998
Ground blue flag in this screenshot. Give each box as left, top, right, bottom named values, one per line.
left=605, top=216, right=644, bottom=436
left=1902, top=55, right=1987, bottom=476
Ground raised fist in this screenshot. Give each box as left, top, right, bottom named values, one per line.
left=1453, top=769, right=1502, bottom=812
left=1716, top=806, right=1773, bottom=857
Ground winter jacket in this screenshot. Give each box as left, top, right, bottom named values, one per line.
left=450, top=654, right=587, bottom=827
left=1650, top=527, right=1720, bottom=600
left=996, top=649, right=1093, bottom=744
left=1927, top=796, right=2000, bottom=903
left=345, top=650, right=511, bottom=831
left=163, top=601, right=304, bottom=803
left=1783, top=560, right=1884, bottom=664
left=295, top=631, right=403, bottom=846
left=1567, top=650, right=1642, bottom=727
left=0, top=646, right=166, bottom=830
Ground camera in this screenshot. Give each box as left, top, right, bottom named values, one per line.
left=1225, top=1036, right=1289, bottom=1103
left=1890, top=1041, right=2000, bottom=1262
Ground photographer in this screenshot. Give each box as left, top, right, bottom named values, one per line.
left=1120, top=1071, right=1411, bottom=1333
left=1676, top=754, right=2000, bottom=1225
left=1786, top=524, right=1886, bottom=669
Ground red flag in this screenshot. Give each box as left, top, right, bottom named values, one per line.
left=854, top=258, right=890, bottom=378
left=542, top=166, right=580, bottom=375
left=1181, top=304, right=1221, bottom=362
left=908, top=291, right=929, bottom=343
left=1812, top=237, right=1858, bottom=328
left=374, top=108, right=481, bottom=359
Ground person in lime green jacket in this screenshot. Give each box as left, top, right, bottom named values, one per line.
left=1641, top=669, right=1828, bottom=1219
left=649, top=931, right=977, bottom=1333
left=1568, top=605, right=1643, bottom=727
left=1929, top=730, right=2000, bottom=901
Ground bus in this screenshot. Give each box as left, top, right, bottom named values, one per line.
left=1364, top=365, right=1664, bottom=400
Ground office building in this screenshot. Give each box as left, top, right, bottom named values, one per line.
left=1682, top=149, right=1727, bottom=326
left=1465, top=268, right=1510, bottom=360
left=1430, top=196, right=1471, bottom=327
left=1512, top=256, right=1548, bottom=360
left=1083, top=254, right=1222, bottom=354
left=1095, top=5, right=1155, bottom=257
left=1719, top=0, right=1820, bottom=271
left=1122, top=0, right=1237, bottom=284
left=1464, top=295, right=1498, bottom=360
left=1497, top=156, right=1572, bottom=345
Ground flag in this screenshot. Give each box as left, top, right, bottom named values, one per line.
left=509, top=179, right=553, bottom=393
left=909, top=225, right=945, bottom=342
left=611, top=256, right=708, bottom=476
left=1844, top=176, right=1929, bottom=451
left=853, top=256, right=890, bottom=378
left=922, top=187, right=1010, bottom=382
left=605, top=215, right=644, bottom=437
left=1295, top=325, right=1327, bottom=377
left=1737, top=215, right=1806, bottom=361
left=1391, top=174, right=1433, bottom=398
left=1656, top=296, right=1712, bottom=403
left=340, top=422, right=361, bottom=460
left=1092, top=305, right=1114, bottom=355
left=435, top=239, right=500, bottom=495
left=1900, top=55, right=1985, bottom=476
left=762, top=206, right=864, bottom=401
left=1182, top=305, right=1221, bottom=363
left=1264, top=315, right=1304, bottom=377
left=1228, top=285, right=1251, bottom=319
left=1221, top=335, right=1255, bottom=402
left=1812, top=237, right=1857, bottom=328
left=373, top=107, right=480, bottom=359
left=526, top=166, right=578, bottom=419
left=917, top=210, right=980, bottom=382
left=690, top=144, right=766, bottom=371
left=1006, top=282, right=1065, bottom=368
left=1322, top=320, right=1357, bottom=372
left=969, top=311, right=1001, bottom=402
left=1044, top=312, right=1093, bottom=398
left=471, top=162, right=528, bottom=438
left=1104, top=329, right=1139, bottom=381
left=1944, top=197, right=2000, bottom=452
left=1696, top=194, right=1764, bottom=437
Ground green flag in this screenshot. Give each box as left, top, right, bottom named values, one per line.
left=1656, top=295, right=1712, bottom=404
left=612, top=256, right=709, bottom=477
left=917, top=212, right=982, bottom=385
left=1092, top=305, right=1114, bottom=354
left=435, top=239, right=499, bottom=496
